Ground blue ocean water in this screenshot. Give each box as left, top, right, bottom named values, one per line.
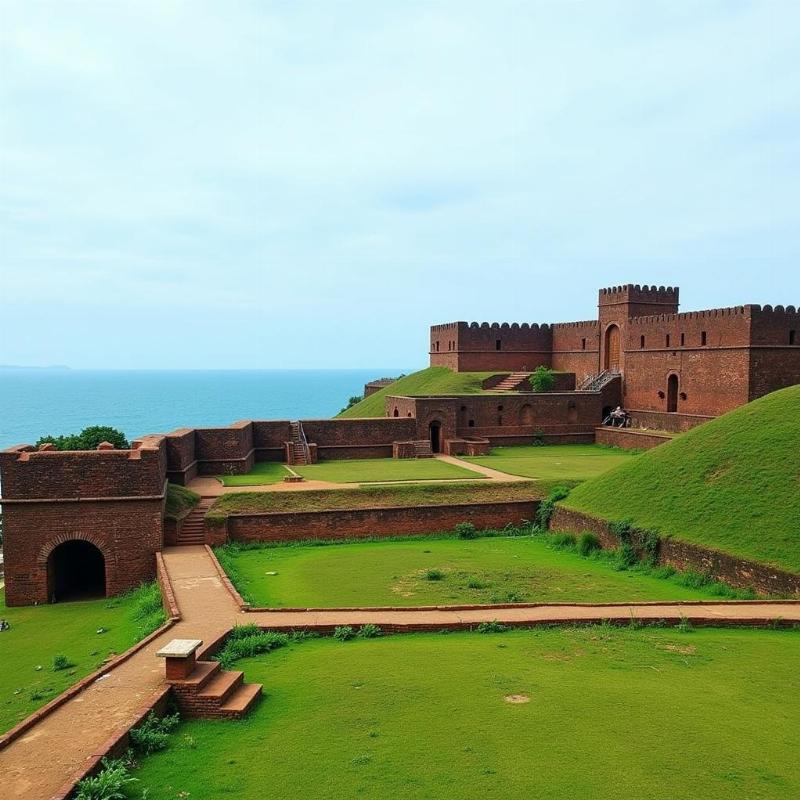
left=0, top=369, right=410, bottom=450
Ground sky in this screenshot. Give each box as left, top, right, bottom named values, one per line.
left=0, top=1, right=798, bottom=369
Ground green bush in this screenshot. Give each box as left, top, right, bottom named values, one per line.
left=129, top=711, right=180, bottom=755
left=616, top=543, right=639, bottom=569
left=476, top=620, right=510, bottom=634
left=216, top=630, right=291, bottom=668
left=52, top=653, right=74, bottom=672
left=35, top=425, right=129, bottom=451
left=578, top=532, right=601, bottom=557
left=530, top=365, right=555, bottom=392
left=333, top=626, right=356, bottom=641
left=455, top=522, right=478, bottom=540
left=425, top=569, right=445, bottom=581
left=357, top=624, right=381, bottom=639
left=74, top=757, right=136, bottom=800
left=550, top=533, right=577, bottom=550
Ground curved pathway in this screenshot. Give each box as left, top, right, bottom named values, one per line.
left=2, top=546, right=799, bottom=799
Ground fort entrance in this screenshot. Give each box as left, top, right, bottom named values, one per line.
left=429, top=421, right=442, bottom=453
left=47, top=540, right=106, bottom=602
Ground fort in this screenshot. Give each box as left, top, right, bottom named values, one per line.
left=1, top=283, right=799, bottom=609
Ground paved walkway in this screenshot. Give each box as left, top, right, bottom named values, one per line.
left=2, top=546, right=799, bottom=799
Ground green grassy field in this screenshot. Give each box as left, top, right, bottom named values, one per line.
left=564, top=386, right=800, bottom=573
left=0, top=584, right=165, bottom=733
left=293, top=457, right=486, bottom=484
left=338, top=367, right=504, bottom=417
left=219, top=461, right=290, bottom=487
left=206, top=481, right=538, bottom=522
left=465, top=444, right=637, bottom=481
left=215, top=535, right=733, bottom=607
left=164, top=483, right=200, bottom=519
left=131, top=627, right=800, bottom=799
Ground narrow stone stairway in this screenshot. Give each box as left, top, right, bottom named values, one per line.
left=169, top=659, right=262, bottom=719
left=289, top=421, right=311, bottom=465
left=176, top=498, right=214, bottom=546
left=413, top=440, right=433, bottom=458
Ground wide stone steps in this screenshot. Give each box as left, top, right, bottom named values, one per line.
left=171, top=659, right=262, bottom=720
left=494, top=371, right=532, bottom=392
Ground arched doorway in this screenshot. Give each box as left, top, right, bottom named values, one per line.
left=47, top=540, right=106, bottom=603
left=667, top=374, right=679, bottom=413
left=604, top=324, right=620, bottom=372
left=429, top=421, right=442, bottom=453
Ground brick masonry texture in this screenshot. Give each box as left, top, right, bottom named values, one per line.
left=594, top=426, right=673, bottom=451
left=551, top=506, right=800, bottom=597
left=215, top=500, right=539, bottom=544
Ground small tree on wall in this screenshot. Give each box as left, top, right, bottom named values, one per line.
left=530, top=366, right=555, bottom=392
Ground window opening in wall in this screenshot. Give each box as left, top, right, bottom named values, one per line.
left=581, top=338, right=586, bottom=350
left=701, top=331, right=707, bottom=346
left=640, top=335, right=645, bottom=349
left=666, top=334, right=670, bottom=347
left=790, top=330, right=796, bottom=345
left=680, top=333, right=685, bottom=346
left=468, top=420, right=475, bottom=427
left=496, top=339, right=502, bottom=351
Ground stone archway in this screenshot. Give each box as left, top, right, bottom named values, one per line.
left=429, top=421, right=442, bottom=453
left=667, top=373, right=679, bottom=413
left=46, top=540, right=106, bottom=603
left=604, top=324, right=620, bottom=372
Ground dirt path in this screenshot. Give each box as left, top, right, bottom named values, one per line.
left=2, top=546, right=798, bottom=799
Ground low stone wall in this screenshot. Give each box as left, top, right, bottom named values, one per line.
left=551, top=506, right=800, bottom=597
left=627, top=409, right=714, bottom=433
left=444, top=437, right=491, bottom=456
left=594, top=426, right=673, bottom=451
left=212, top=500, right=539, bottom=544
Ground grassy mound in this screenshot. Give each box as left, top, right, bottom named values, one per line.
left=164, top=483, right=200, bottom=521
left=564, top=385, right=800, bottom=573
left=338, top=367, right=502, bottom=417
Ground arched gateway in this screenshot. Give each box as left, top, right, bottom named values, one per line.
left=47, top=540, right=106, bottom=603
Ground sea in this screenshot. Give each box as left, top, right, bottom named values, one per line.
left=0, top=369, right=411, bottom=451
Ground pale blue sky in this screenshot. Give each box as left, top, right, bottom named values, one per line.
left=1, top=1, right=798, bottom=369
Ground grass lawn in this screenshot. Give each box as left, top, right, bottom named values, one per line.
left=338, top=367, right=501, bottom=417
left=219, top=461, right=290, bottom=487
left=0, top=584, right=165, bottom=733
left=465, top=444, right=637, bottom=481
left=164, top=483, right=200, bottom=519
left=206, top=481, right=538, bottom=522
left=294, top=457, right=486, bottom=484
left=215, top=536, right=734, bottom=607
left=131, top=627, right=800, bottom=799
left=565, top=385, right=800, bottom=573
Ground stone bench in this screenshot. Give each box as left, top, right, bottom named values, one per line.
left=156, top=638, right=203, bottom=681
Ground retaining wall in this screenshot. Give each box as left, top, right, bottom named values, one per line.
left=594, top=426, right=673, bottom=451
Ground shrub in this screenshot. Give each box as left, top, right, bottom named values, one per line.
left=129, top=711, right=180, bottom=755
left=357, top=623, right=381, bottom=639
left=476, top=620, right=509, bottom=634
left=467, top=578, right=488, bottom=590
left=216, top=630, right=291, bottom=668
left=640, top=529, right=661, bottom=566
left=74, top=757, right=136, bottom=800
left=455, top=521, right=478, bottom=540
left=425, top=569, right=445, bottom=581
left=578, top=532, right=601, bottom=557
left=610, top=518, right=634, bottom=545
left=333, top=625, right=356, bottom=641
left=535, top=485, right=571, bottom=529
left=616, top=543, right=639, bottom=569
left=530, top=365, right=555, bottom=392
left=36, top=425, right=129, bottom=452
left=531, top=428, right=546, bottom=446
left=52, top=653, right=74, bottom=672
left=677, top=614, right=693, bottom=633
left=340, top=395, right=364, bottom=413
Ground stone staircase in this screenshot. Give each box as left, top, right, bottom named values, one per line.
left=166, top=655, right=262, bottom=719
left=288, top=421, right=311, bottom=465
left=176, top=498, right=214, bottom=546
left=493, top=371, right=532, bottom=392
left=578, top=370, right=620, bottom=392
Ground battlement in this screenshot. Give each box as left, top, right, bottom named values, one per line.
left=551, top=319, right=598, bottom=330
left=599, top=284, right=679, bottom=306
left=628, top=306, right=749, bottom=325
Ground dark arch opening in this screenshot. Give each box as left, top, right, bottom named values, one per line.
left=47, top=540, right=106, bottom=603
left=604, top=324, right=620, bottom=371
left=667, top=374, right=679, bottom=413
left=429, top=421, right=442, bottom=453
left=393, top=408, right=399, bottom=417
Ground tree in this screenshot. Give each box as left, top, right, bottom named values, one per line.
left=35, top=425, right=130, bottom=451
left=530, top=365, right=555, bottom=392
left=340, top=395, right=363, bottom=413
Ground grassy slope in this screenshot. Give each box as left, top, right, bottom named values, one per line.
left=0, top=583, right=165, bottom=733
left=338, top=367, right=501, bottom=417
left=206, top=481, right=537, bottom=521
left=216, top=536, right=728, bottom=607
left=164, top=483, right=200, bottom=520
left=565, top=385, right=800, bottom=572
left=132, top=628, right=800, bottom=800
left=466, top=444, right=637, bottom=481
left=294, top=457, right=486, bottom=483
